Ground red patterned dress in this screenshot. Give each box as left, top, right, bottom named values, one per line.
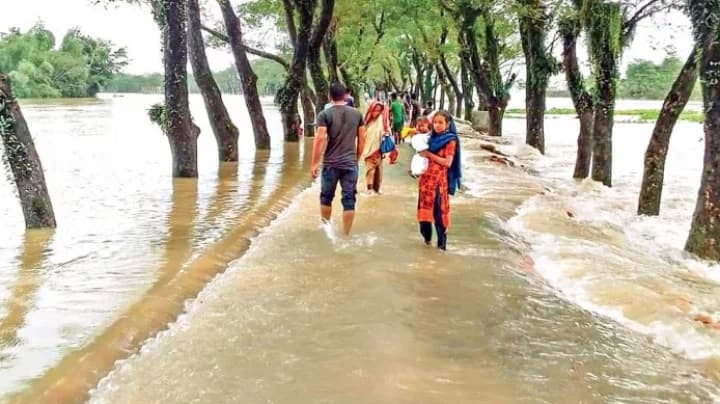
left=416, top=140, right=456, bottom=229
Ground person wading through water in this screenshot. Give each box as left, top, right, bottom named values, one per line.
left=361, top=100, right=389, bottom=194
left=416, top=111, right=462, bottom=250
left=311, top=82, right=366, bottom=236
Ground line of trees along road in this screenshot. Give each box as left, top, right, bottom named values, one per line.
left=2, top=0, right=720, bottom=263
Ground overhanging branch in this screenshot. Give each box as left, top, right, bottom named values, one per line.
left=201, top=24, right=290, bottom=70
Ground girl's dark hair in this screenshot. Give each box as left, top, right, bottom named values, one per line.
left=433, top=110, right=453, bottom=124
left=415, top=116, right=430, bottom=128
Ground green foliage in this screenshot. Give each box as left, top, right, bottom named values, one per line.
left=506, top=107, right=704, bottom=122
left=106, top=60, right=282, bottom=95
left=0, top=24, right=127, bottom=98
left=619, top=56, right=700, bottom=100
left=147, top=102, right=168, bottom=133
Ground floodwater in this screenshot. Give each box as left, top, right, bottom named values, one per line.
left=1, top=95, right=719, bottom=403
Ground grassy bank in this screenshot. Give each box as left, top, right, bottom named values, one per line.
left=506, top=107, right=704, bottom=123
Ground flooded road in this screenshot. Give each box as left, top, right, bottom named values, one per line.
left=1, top=96, right=719, bottom=402
left=0, top=94, right=308, bottom=401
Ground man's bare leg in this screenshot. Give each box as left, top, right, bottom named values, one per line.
left=342, top=210, right=355, bottom=236
left=321, top=204, right=332, bottom=222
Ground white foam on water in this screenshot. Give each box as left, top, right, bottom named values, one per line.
left=500, top=123, right=720, bottom=365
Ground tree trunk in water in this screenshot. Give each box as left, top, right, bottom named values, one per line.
left=308, top=0, right=335, bottom=113
left=591, top=98, right=614, bottom=187
left=587, top=1, right=621, bottom=187
left=519, top=0, right=551, bottom=154
left=561, top=14, right=594, bottom=179
left=524, top=84, right=545, bottom=151
left=187, top=0, right=238, bottom=161
left=574, top=107, right=594, bottom=178
left=277, top=0, right=314, bottom=142
left=217, top=0, right=271, bottom=149
left=488, top=98, right=506, bottom=137
left=638, top=47, right=698, bottom=216
left=164, top=0, right=198, bottom=177
left=0, top=74, right=57, bottom=228
left=300, top=85, right=315, bottom=137
left=685, top=2, right=720, bottom=260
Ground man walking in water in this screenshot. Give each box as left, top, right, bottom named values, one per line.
left=311, top=82, right=366, bottom=236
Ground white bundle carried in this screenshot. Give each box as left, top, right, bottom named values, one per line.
left=410, top=133, right=429, bottom=176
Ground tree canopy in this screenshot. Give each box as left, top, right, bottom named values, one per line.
left=0, top=23, right=127, bottom=98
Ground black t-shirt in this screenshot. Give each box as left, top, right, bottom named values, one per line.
left=317, top=105, right=363, bottom=169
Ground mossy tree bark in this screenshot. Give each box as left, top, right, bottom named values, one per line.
left=518, top=0, right=554, bottom=154
left=586, top=0, right=621, bottom=187
left=638, top=47, right=698, bottom=216
left=0, top=73, right=57, bottom=228
left=277, top=0, right=316, bottom=141
left=217, top=0, right=271, bottom=149
left=164, top=0, right=198, bottom=177
left=187, top=0, right=238, bottom=161
left=685, top=0, right=720, bottom=260
left=307, top=0, right=335, bottom=113
left=560, top=8, right=594, bottom=179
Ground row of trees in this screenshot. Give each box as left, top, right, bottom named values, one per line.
left=104, top=59, right=285, bottom=95
left=0, top=24, right=128, bottom=98
left=1, top=0, right=719, bottom=261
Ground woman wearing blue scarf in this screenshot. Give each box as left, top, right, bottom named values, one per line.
left=416, top=111, right=462, bottom=250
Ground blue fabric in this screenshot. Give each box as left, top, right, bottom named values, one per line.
left=428, top=119, right=462, bottom=196
left=320, top=166, right=358, bottom=211
left=380, top=134, right=395, bottom=154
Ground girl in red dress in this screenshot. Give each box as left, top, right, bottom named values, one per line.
left=416, top=111, right=461, bottom=250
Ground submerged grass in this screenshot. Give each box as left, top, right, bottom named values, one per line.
left=506, top=108, right=704, bottom=123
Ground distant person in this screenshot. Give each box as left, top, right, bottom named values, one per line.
left=422, top=101, right=434, bottom=116
left=409, top=93, right=421, bottom=126
left=416, top=111, right=461, bottom=251
left=390, top=93, right=404, bottom=144
left=360, top=100, right=389, bottom=194
left=311, top=82, right=366, bottom=236
left=402, top=91, right=411, bottom=121
left=344, top=91, right=355, bottom=108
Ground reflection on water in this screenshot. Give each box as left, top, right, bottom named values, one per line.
left=0, top=230, right=53, bottom=352
left=0, top=94, right=303, bottom=400
left=10, top=141, right=309, bottom=403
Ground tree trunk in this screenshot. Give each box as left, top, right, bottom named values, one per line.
left=187, top=0, right=238, bottom=161
left=277, top=0, right=315, bottom=141
left=300, top=85, right=315, bottom=137
left=0, top=74, right=57, bottom=228
left=523, top=83, right=545, bottom=150
left=436, top=63, right=455, bottom=114
left=574, top=107, right=594, bottom=178
left=638, top=47, right=698, bottom=216
left=165, top=0, right=198, bottom=177
left=488, top=97, right=506, bottom=137
left=440, top=55, right=462, bottom=117
left=587, top=1, right=621, bottom=187
left=323, top=17, right=339, bottom=84
left=519, top=0, right=551, bottom=154
left=217, top=0, right=271, bottom=149
left=308, top=0, right=335, bottom=113
left=591, top=95, right=614, bottom=187
left=685, top=2, right=720, bottom=260
left=561, top=14, right=594, bottom=179
left=460, top=62, right=474, bottom=121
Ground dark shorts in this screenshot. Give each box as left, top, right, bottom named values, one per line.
left=320, top=165, right=358, bottom=211
left=392, top=121, right=403, bottom=132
